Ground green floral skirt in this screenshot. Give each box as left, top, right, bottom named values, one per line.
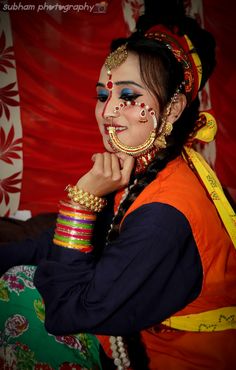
left=0, top=266, right=101, bottom=370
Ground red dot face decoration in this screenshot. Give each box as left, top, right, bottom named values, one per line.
left=106, top=79, right=113, bottom=90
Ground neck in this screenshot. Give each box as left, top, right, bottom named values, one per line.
left=135, top=147, right=158, bottom=174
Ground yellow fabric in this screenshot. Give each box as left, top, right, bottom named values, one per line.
left=183, top=147, right=236, bottom=247
left=184, top=34, right=203, bottom=90
left=193, top=111, right=217, bottom=142
left=182, top=111, right=236, bottom=248
left=162, top=306, right=236, bottom=331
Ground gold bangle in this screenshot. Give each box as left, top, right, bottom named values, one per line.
left=65, top=185, right=107, bottom=213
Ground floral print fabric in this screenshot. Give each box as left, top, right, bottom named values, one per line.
left=0, top=266, right=101, bottom=370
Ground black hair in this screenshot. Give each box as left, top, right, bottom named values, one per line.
left=104, top=4, right=216, bottom=369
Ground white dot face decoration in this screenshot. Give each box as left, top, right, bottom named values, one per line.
left=107, top=101, right=158, bottom=157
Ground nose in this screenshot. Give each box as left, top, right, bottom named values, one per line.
left=102, top=92, right=120, bottom=119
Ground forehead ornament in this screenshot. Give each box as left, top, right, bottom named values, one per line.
left=104, top=44, right=128, bottom=75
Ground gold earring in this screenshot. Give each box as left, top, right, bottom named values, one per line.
left=165, top=121, right=173, bottom=135
left=154, top=121, right=173, bottom=150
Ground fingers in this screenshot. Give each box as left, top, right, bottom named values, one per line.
left=91, top=153, right=104, bottom=173
left=103, top=152, right=113, bottom=177
left=91, top=152, right=120, bottom=179
left=115, top=152, right=130, bottom=169
left=120, top=155, right=135, bottom=186
left=92, top=152, right=135, bottom=184
left=85, top=152, right=135, bottom=196
left=111, top=154, right=122, bottom=182
left=91, top=153, right=98, bottom=162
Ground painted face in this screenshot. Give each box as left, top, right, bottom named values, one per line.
left=95, top=52, right=160, bottom=152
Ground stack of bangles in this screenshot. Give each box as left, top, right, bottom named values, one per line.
left=53, top=186, right=107, bottom=252
left=53, top=201, right=96, bottom=252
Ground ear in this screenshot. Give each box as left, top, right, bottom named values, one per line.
left=168, top=94, right=187, bottom=124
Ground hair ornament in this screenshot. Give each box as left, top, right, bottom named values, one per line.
left=145, top=25, right=202, bottom=102
left=104, top=44, right=128, bottom=74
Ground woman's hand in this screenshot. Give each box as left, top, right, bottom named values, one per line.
left=75, top=152, right=135, bottom=197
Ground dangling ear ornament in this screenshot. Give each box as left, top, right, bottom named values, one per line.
left=154, top=101, right=174, bottom=150
left=154, top=121, right=173, bottom=149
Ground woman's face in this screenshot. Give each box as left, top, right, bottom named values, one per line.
left=95, top=52, right=160, bottom=152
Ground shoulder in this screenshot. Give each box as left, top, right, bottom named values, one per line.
left=122, top=202, right=193, bottom=245
left=125, top=157, right=210, bottom=219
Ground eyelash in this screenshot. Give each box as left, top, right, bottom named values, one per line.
left=96, top=92, right=142, bottom=103
left=96, top=94, right=108, bottom=102
left=120, top=92, right=142, bottom=101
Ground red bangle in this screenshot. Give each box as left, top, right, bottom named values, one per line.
left=60, top=200, right=95, bottom=215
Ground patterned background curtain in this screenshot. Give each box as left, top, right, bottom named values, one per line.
left=0, top=0, right=235, bottom=217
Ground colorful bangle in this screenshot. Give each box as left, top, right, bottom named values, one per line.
left=55, top=229, right=92, bottom=240
left=56, top=225, right=92, bottom=235
left=60, top=210, right=96, bottom=220
left=56, top=217, right=94, bottom=229
left=65, top=185, right=107, bottom=213
left=60, top=200, right=94, bottom=214
left=53, top=239, right=93, bottom=252
left=54, top=233, right=91, bottom=245
left=53, top=200, right=96, bottom=253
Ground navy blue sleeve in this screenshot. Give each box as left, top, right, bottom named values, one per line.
left=34, top=203, right=203, bottom=336
left=0, top=228, right=54, bottom=276
left=0, top=194, right=114, bottom=276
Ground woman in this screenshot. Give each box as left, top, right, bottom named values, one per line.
left=1, top=14, right=236, bottom=370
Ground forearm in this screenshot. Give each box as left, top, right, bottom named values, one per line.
left=34, top=204, right=203, bottom=336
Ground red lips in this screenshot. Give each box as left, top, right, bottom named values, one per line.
left=104, top=123, right=127, bottom=135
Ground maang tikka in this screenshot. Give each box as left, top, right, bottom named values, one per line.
left=104, top=44, right=128, bottom=74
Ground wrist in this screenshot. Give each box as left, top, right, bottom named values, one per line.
left=65, top=184, right=107, bottom=213
left=53, top=200, right=96, bottom=253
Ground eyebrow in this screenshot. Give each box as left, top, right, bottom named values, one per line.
left=96, top=80, right=144, bottom=89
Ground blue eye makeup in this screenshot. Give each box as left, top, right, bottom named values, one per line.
left=119, top=88, right=142, bottom=101
left=97, top=89, right=109, bottom=102
left=96, top=86, right=143, bottom=103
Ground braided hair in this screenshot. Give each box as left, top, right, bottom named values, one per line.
left=105, top=14, right=216, bottom=370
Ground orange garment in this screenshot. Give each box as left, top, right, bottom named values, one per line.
left=99, top=156, right=236, bottom=369
left=125, top=157, right=236, bottom=315
left=141, top=329, right=236, bottom=370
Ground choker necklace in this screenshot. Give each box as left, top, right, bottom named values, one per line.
left=135, top=147, right=158, bottom=174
